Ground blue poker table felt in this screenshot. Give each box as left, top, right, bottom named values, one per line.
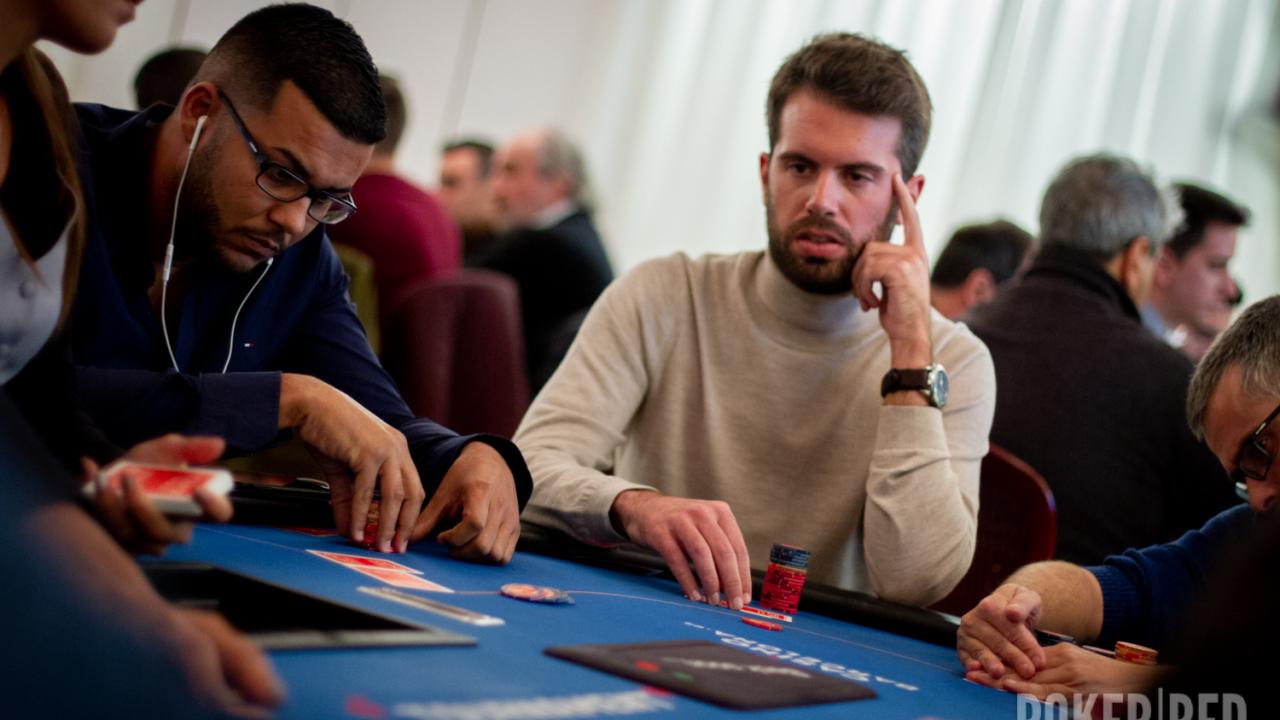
left=158, top=523, right=1035, bottom=719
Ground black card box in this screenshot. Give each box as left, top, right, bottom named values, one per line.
left=546, top=639, right=876, bottom=710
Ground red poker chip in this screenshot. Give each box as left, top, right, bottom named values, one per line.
left=500, top=583, right=575, bottom=605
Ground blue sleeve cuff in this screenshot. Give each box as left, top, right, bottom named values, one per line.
left=465, top=434, right=533, bottom=511
left=407, top=431, right=533, bottom=511
left=190, top=372, right=281, bottom=451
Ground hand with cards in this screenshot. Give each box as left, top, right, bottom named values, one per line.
left=80, top=435, right=233, bottom=556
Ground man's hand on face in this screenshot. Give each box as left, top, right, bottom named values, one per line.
left=280, top=373, right=425, bottom=554
left=410, top=442, right=521, bottom=564
left=609, top=490, right=752, bottom=609
left=957, top=583, right=1047, bottom=680
left=82, top=434, right=231, bottom=556
left=966, top=643, right=1165, bottom=701
left=851, top=174, right=933, bottom=367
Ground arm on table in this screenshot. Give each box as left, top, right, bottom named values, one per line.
left=957, top=561, right=1104, bottom=680
left=517, top=257, right=752, bottom=607
left=279, top=238, right=528, bottom=560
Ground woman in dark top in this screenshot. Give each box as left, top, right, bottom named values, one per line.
left=0, top=1, right=283, bottom=713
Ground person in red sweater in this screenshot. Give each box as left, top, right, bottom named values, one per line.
left=328, top=74, right=460, bottom=316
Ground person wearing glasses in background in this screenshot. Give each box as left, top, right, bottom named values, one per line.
left=68, top=3, right=530, bottom=561
left=954, top=295, right=1278, bottom=702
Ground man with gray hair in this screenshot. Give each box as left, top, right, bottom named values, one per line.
left=483, top=128, right=614, bottom=390
left=966, top=154, right=1237, bottom=565
left=955, top=294, right=1279, bottom=702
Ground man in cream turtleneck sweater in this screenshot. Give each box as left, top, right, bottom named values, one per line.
left=516, top=33, right=995, bottom=609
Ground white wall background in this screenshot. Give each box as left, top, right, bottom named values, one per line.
left=42, top=0, right=1280, bottom=302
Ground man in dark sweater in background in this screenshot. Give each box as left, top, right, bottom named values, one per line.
left=965, top=154, right=1237, bottom=565
left=482, top=128, right=613, bottom=391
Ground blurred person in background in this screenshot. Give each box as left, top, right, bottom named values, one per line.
left=930, top=219, right=1033, bottom=320
left=481, top=128, right=613, bottom=390
left=328, top=74, right=460, bottom=323
left=1142, top=182, right=1249, bottom=362
left=133, top=45, right=206, bottom=109
left=440, top=137, right=501, bottom=265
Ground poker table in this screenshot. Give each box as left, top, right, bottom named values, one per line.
left=157, top=522, right=1028, bottom=719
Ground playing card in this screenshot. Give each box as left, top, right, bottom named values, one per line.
left=86, top=461, right=233, bottom=517
left=307, top=550, right=423, bottom=574
left=351, top=567, right=454, bottom=592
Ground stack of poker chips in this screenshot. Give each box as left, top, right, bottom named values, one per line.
left=1114, top=641, right=1158, bottom=665
left=759, top=544, right=810, bottom=615
left=360, top=500, right=381, bottom=550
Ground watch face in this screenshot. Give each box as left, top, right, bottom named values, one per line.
left=929, top=366, right=949, bottom=408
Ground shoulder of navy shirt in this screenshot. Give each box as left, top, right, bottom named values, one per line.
left=67, top=102, right=531, bottom=509
left=1087, top=503, right=1255, bottom=652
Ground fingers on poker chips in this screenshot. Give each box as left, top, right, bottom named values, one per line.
left=500, top=583, right=574, bottom=605
left=358, top=500, right=381, bottom=550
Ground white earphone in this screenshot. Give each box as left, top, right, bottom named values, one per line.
left=161, top=113, right=274, bottom=374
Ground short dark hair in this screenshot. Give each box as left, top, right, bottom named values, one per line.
left=133, top=47, right=206, bottom=109
left=1165, top=182, right=1249, bottom=258
left=930, top=220, right=1034, bottom=287
left=375, top=74, right=405, bottom=156
left=442, top=138, right=495, bottom=179
left=767, top=33, right=932, bottom=176
left=197, top=3, right=384, bottom=144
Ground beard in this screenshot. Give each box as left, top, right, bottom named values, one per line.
left=173, top=143, right=283, bottom=274
left=765, top=195, right=897, bottom=295
left=172, top=144, right=226, bottom=267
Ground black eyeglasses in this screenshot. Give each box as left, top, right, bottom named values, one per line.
left=1231, top=401, right=1280, bottom=501
left=217, top=90, right=357, bottom=225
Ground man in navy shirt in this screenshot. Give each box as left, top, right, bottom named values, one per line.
left=69, top=4, right=529, bottom=561
left=956, top=294, right=1279, bottom=699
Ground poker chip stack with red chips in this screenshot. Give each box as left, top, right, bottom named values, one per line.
left=759, top=544, right=810, bottom=615
left=359, top=500, right=381, bottom=550
left=1114, top=641, right=1158, bottom=666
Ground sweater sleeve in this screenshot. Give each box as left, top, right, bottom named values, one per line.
left=516, top=258, right=681, bottom=545
left=1087, top=503, right=1253, bottom=650
left=861, top=322, right=996, bottom=606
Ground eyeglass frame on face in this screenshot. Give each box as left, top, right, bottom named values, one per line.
left=1231, top=401, right=1280, bottom=501
left=216, top=89, right=357, bottom=225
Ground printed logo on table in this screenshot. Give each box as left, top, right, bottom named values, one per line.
left=1015, top=691, right=1246, bottom=720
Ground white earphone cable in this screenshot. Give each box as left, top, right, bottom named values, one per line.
left=221, top=258, right=272, bottom=372
left=161, top=114, right=274, bottom=375
left=160, top=115, right=205, bottom=374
